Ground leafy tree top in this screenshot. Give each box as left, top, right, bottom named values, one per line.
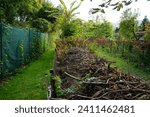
left=59, top=0, right=82, bottom=21
left=81, top=0, right=149, bottom=14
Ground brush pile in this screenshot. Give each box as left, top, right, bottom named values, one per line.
left=52, top=40, right=150, bottom=100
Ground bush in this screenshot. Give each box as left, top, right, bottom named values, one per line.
left=144, top=33, right=150, bottom=40
left=32, top=18, right=52, bottom=32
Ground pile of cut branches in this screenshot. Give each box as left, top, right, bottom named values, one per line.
left=51, top=40, right=150, bottom=100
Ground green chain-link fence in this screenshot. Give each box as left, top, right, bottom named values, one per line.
left=0, top=23, right=49, bottom=79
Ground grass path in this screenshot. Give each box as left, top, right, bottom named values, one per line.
left=0, top=49, right=54, bottom=100
left=92, top=47, right=150, bottom=80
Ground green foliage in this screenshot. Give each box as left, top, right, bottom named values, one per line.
left=0, top=7, right=5, bottom=22
left=37, top=2, right=60, bottom=24
left=119, top=9, right=139, bottom=40
left=59, top=18, right=84, bottom=38
left=58, top=0, right=82, bottom=39
left=61, top=22, right=75, bottom=38
left=59, top=17, right=115, bottom=39
left=89, top=43, right=150, bottom=80
left=70, top=18, right=87, bottom=38
left=93, top=20, right=115, bottom=39
left=0, top=0, right=19, bottom=23
left=52, top=76, right=64, bottom=97
left=92, top=36, right=150, bottom=70
left=59, top=0, right=82, bottom=22
left=0, top=0, right=42, bottom=24
left=73, top=19, right=114, bottom=39
left=31, top=1, right=61, bottom=32
left=32, top=18, right=52, bottom=32
left=18, top=41, right=24, bottom=64
left=81, top=20, right=95, bottom=38
left=0, top=0, right=60, bottom=31
left=144, top=33, right=150, bottom=40
left=89, top=0, right=148, bottom=14
left=30, top=36, right=43, bottom=59
left=17, top=0, right=42, bottom=22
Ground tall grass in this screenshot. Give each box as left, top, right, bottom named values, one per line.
left=89, top=43, right=150, bottom=80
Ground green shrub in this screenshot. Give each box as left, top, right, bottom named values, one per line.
left=144, top=33, right=150, bottom=40
left=32, top=18, right=52, bottom=33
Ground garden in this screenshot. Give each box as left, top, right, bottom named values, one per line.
left=0, top=0, right=150, bottom=100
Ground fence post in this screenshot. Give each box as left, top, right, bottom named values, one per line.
left=0, top=23, right=3, bottom=79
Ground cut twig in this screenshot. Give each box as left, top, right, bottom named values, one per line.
left=64, top=72, right=81, bottom=81
left=76, top=95, right=93, bottom=99
left=50, top=98, right=67, bottom=100
left=82, top=81, right=108, bottom=85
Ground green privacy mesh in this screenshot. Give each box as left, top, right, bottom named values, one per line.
left=0, top=23, right=49, bottom=78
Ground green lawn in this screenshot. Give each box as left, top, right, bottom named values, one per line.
left=90, top=46, right=150, bottom=80
left=0, top=49, right=54, bottom=100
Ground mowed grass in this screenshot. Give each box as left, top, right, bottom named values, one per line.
left=91, top=46, right=150, bottom=80
left=0, top=49, right=54, bottom=100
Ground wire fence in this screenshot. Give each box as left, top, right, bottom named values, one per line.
left=0, top=23, right=49, bottom=79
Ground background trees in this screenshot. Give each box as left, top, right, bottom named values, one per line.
left=0, top=0, right=148, bottom=38
left=0, top=0, right=43, bottom=24
left=0, top=0, right=62, bottom=32
left=119, top=9, right=139, bottom=40
left=93, top=20, right=114, bottom=39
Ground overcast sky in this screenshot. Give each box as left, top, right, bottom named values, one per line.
left=49, top=0, right=150, bottom=24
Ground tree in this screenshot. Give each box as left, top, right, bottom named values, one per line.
left=119, top=9, right=139, bottom=40
left=71, top=18, right=87, bottom=38
left=62, top=18, right=115, bottom=39
left=0, top=0, right=61, bottom=32
left=59, top=0, right=82, bottom=22
left=80, top=19, right=114, bottom=39
left=58, top=0, right=83, bottom=38
left=141, top=16, right=149, bottom=31
left=37, top=2, right=60, bottom=24
left=0, top=7, right=5, bottom=22
left=0, top=0, right=42, bottom=24
left=93, top=20, right=114, bottom=39
left=0, top=0, right=21, bottom=23
left=30, top=1, right=62, bottom=32
left=17, top=0, right=43, bottom=22
left=87, top=0, right=149, bottom=14
left=32, top=18, right=52, bottom=32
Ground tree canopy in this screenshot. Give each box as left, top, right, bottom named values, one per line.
left=0, top=0, right=61, bottom=32
left=0, top=0, right=43, bottom=23
left=58, top=0, right=83, bottom=38
left=119, top=9, right=139, bottom=40
left=86, top=0, right=150, bottom=14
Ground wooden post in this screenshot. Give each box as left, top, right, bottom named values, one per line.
left=50, top=49, right=57, bottom=98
